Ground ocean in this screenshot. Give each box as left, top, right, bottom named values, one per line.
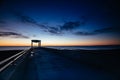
left=46, top=45, right=120, bottom=50
left=0, top=45, right=120, bottom=51
left=0, top=46, right=30, bottom=51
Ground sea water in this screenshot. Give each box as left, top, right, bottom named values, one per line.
left=0, top=45, right=120, bottom=51
left=46, top=45, right=120, bottom=50
left=0, top=46, right=30, bottom=51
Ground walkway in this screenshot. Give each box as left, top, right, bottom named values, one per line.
left=21, top=48, right=116, bottom=80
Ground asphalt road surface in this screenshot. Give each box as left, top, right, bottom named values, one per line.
left=20, top=49, right=117, bottom=80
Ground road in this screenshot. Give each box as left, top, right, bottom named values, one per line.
left=19, top=48, right=117, bottom=80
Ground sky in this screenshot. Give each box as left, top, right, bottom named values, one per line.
left=0, top=0, right=120, bottom=46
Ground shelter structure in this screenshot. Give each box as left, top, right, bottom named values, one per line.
left=31, top=40, right=41, bottom=47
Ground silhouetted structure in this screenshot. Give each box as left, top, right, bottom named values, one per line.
left=31, top=40, right=41, bottom=47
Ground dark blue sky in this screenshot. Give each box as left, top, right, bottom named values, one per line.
left=0, top=0, right=120, bottom=46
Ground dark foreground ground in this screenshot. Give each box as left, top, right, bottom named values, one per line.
left=0, top=48, right=120, bottom=80
left=42, top=48, right=120, bottom=74
left=0, top=50, right=22, bottom=61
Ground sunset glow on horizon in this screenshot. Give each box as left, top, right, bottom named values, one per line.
left=0, top=0, right=120, bottom=46
left=0, top=38, right=120, bottom=46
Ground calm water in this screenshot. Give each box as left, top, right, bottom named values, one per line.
left=0, top=46, right=30, bottom=51
left=46, top=45, right=120, bottom=50
left=0, top=45, right=120, bottom=51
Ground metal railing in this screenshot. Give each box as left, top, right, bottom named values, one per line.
left=0, top=48, right=31, bottom=72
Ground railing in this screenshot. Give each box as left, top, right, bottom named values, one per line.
left=0, top=48, right=31, bottom=72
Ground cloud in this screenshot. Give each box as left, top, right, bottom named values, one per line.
left=12, top=11, right=47, bottom=29
left=74, top=26, right=120, bottom=36
left=74, top=31, right=96, bottom=36
left=0, top=31, right=29, bottom=38
left=45, top=27, right=61, bottom=34
left=60, top=21, right=80, bottom=31
left=5, top=10, right=120, bottom=36
left=12, top=11, right=62, bottom=35
left=94, top=26, right=120, bottom=33
left=12, top=10, right=89, bottom=35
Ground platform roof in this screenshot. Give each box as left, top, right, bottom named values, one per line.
left=31, top=40, right=41, bottom=42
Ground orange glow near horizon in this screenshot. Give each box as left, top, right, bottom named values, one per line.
left=0, top=38, right=120, bottom=46
left=42, top=40, right=120, bottom=46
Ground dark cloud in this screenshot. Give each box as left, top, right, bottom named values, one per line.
left=12, top=11, right=46, bottom=28
left=0, top=31, right=29, bottom=38
left=94, top=26, right=120, bottom=33
left=74, top=31, right=96, bottom=36
left=60, top=21, right=80, bottom=31
left=74, top=26, right=120, bottom=36
left=12, top=10, right=119, bottom=36
left=11, top=11, right=87, bottom=35
left=47, top=27, right=62, bottom=35
left=12, top=11, right=62, bottom=35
